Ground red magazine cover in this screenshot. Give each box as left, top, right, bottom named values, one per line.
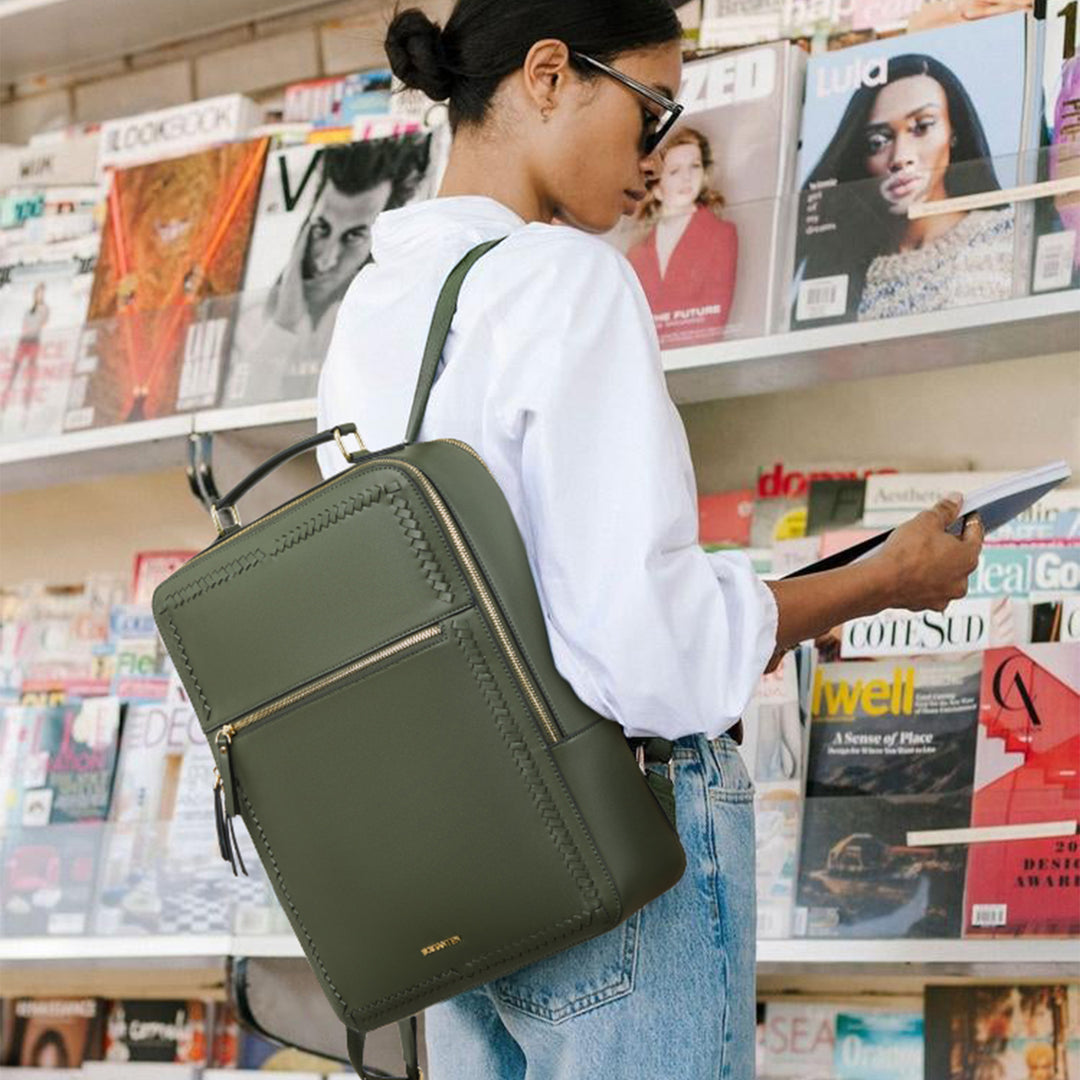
left=963, top=644, right=1080, bottom=937
left=131, top=550, right=198, bottom=605
left=65, top=138, right=268, bottom=430
left=698, top=488, right=753, bottom=549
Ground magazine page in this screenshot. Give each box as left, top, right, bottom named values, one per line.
left=221, top=132, right=437, bottom=407
left=604, top=42, right=804, bottom=347
left=95, top=96, right=261, bottom=178
left=759, top=1002, right=840, bottom=1079
left=0, top=238, right=97, bottom=442
left=102, top=1000, right=208, bottom=1064
left=1033, top=0, right=1080, bottom=293
left=795, top=654, right=981, bottom=937
left=63, top=138, right=268, bottom=430
left=833, top=1011, right=923, bottom=1080
left=737, top=654, right=806, bottom=939
left=962, top=644, right=1080, bottom=936
left=1, top=998, right=106, bottom=1068
left=93, top=699, right=201, bottom=936
left=792, top=13, right=1030, bottom=327
left=924, top=985, right=1080, bottom=1079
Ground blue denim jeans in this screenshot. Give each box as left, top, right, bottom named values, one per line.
left=423, top=732, right=757, bottom=1079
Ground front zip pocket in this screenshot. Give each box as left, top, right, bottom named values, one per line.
left=211, top=620, right=445, bottom=872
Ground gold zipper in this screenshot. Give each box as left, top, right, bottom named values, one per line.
left=384, top=457, right=561, bottom=745
left=216, top=622, right=443, bottom=746
left=201, top=438, right=559, bottom=749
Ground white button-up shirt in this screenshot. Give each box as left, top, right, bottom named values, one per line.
left=316, top=196, right=777, bottom=740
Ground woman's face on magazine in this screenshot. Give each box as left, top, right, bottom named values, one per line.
left=302, top=179, right=392, bottom=302
left=656, top=142, right=704, bottom=213
left=861, top=74, right=953, bottom=215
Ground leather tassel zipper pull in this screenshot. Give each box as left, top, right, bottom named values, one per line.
left=213, top=726, right=248, bottom=876
left=212, top=769, right=237, bottom=875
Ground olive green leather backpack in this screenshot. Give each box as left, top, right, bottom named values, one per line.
left=152, top=239, right=686, bottom=1080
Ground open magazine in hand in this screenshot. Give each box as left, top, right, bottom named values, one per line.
left=783, top=461, right=1073, bottom=579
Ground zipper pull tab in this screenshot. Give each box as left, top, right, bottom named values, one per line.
left=212, top=769, right=237, bottom=875
left=214, top=727, right=249, bottom=877
left=216, top=726, right=238, bottom=819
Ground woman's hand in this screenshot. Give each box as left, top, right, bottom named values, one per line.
left=763, top=494, right=984, bottom=661
left=871, top=494, right=984, bottom=613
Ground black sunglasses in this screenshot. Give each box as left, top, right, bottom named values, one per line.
left=570, top=51, right=684, bottom=155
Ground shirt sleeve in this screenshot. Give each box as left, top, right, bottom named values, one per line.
left=488, top=232, right=778, bottom=741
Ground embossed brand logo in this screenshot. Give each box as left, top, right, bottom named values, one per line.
left=421, top=935, right=462, bottom=957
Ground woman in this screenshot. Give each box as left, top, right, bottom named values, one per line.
left=626, top=127, right=738, bottom=347
left=316, top=3, right=982, bottom=1075
left=796, top=54, right=1014, bottom=323
left=1, top=282, right=48, bottom=414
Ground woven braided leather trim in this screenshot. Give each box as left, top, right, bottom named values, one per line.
left=156, top=477, right=461, bottom=725
left=159, top=478, right=456, bottom=613
left=345, top=613, right=607, bottom=1027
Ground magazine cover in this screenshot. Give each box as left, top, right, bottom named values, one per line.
left=604, top=42, right=805, bottom=347
left=93, top=699, right=203, bottom=935
left=962, top=644, right=1080, bottom=936
left=0, top=699, right=121, bottom=936
left=792, top=13, right=1031, bottom=327
left=861, top=471, right=1011, bottom=528
left=64, top=138, right=268, bottom=430
left=925, top=984, right=1080, bottom=1080
left=796, top=655, right=981, bottom=937
left=737, top=654, right=806, bottom=938
left=95, top=95, right=261, bottom=177
left=700, top=0, right=786, bottom=49
left=759, top=1002, right=839, bottom=1079
left=839, top=597, right=1029, bottom=658
left=96, top=605, right=171, bottom=703
left=0, top=240, right=97, bottom=442
left=221, top=133, right=436, bottom=407
left=698, top=488, right=754, bottom=548
left=131, top=551, right=197, bottom=606
left=102, top=1000, right=208, bottom=1063
left=154, top=741, right=284, bottom=937
left=1032, top=0, right=1080, bottom=292
left=1, top=998, right=106, bottom=1068
left=833, top=1011, right=923, bottom=1080
left=16, top=697, right=122, bottom=826
left=967, top=543, right=1080, bottom=598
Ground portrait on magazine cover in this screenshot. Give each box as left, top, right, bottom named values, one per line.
left=222, top=132, right=435, bottom=406
left=792, top=14, right=1027, bottom=326
left=625, top=126, right=738, bottom=348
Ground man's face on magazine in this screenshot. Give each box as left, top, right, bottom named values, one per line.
left=302, top=179, right=392, bottom=303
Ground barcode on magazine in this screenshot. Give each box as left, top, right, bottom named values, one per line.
left=792, top=906, right=809, bottom=937
left=1033, top=232, right=1077, bottom=292
left=971, top=903, right=1007, bottom=927
left=796, top=275, right=848, bottom=321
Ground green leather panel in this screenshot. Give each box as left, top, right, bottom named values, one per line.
left=398, top=440, right=610, bottom=740
left=153, top=464, right=471, bottom=733
left=550, top=720, right=686, bottom=919
left=227, top=605, right=623, bottom=1029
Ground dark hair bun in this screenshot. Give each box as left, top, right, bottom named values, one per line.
left=385, top=8, right=454, bottom=101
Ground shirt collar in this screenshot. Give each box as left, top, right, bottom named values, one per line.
left=371, top=196, right=527, bottom=261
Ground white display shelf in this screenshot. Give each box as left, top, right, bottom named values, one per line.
left=0, top=413, right=194, bottom=492
left=1, top=934, right=1073, bottom=967
left=1, top=295, right=1076, bottom=495
left=0, top=0, right=342, bottom=83
left=663, top=289, right=1080, bottom=403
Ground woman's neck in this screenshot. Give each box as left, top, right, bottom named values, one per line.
left=437, top=129, right=550, bottom=224
left=896, top=209, right=968, bottom=252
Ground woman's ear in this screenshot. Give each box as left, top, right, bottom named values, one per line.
left=521, top=38, right=573, bottom=119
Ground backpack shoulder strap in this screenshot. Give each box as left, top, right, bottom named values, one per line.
left=404, top=236, right=506, bottom=445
